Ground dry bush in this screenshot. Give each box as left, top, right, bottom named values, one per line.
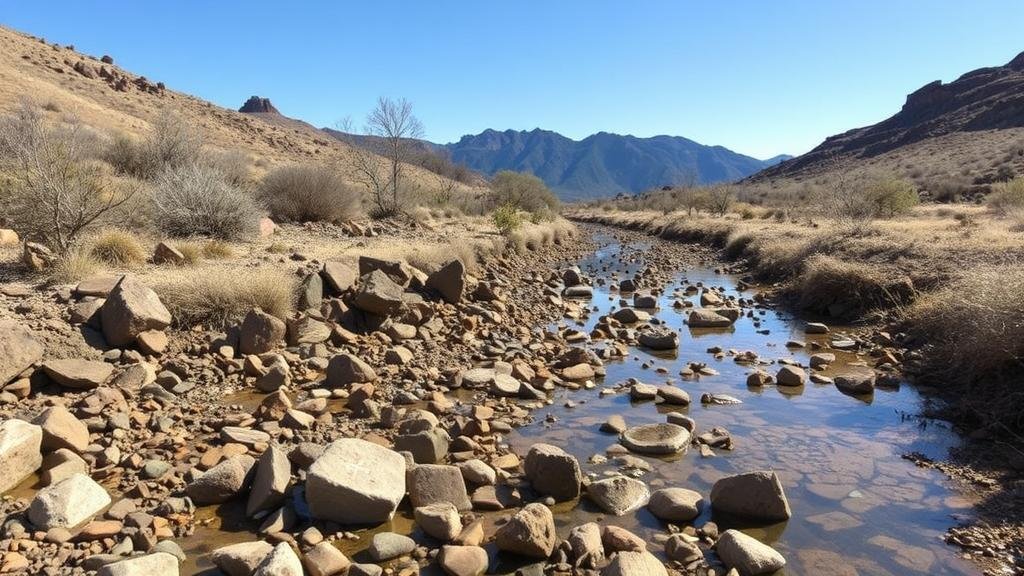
left=205, top=150, right=253, bottom=189
left=907, top=266, right=1024, bottom=430
left=104, top=110, right=202, bottom=179
left=506, top=218, right=575, bottom=253
left=152, top=164, right=262, bottom=240
left=491, top=171, right=560, bottom=216
left=48, top=246, right=102, bottom=284
left=86, top=228, right=146, bottom=267
left=202, top=240, right=233, bottom=259
left=787, top=254, right=914, bottom=318
left=0, top=103, right=139, bottom=252
left=259, top=165, right=360, bottom=223
left=156, top=267, right=296, bottom=328
left=175, top=242, right=202, bottom=265
left=986, top=177, right=1024, bottom=215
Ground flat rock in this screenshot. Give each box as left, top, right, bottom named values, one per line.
left=210, top=541, right=275, bottom=576
left=96, top=552, right=179, bottom=576
left=369, top=532, right=416, bottom=561
left=306, top=439, right=406, bottom=524
left=587, top=476, right=649, bottom=516
left=648, top=487, right=703, bottom=522
left=621, top=423, right=690, bottom=454
left=42, top=359, right=114, bottom=390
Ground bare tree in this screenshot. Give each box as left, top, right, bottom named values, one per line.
left=705, top=185, right=735, bottom=217
left=0, top=101, right=138, bottom=253
left=340, top=97, right=424, bottom=217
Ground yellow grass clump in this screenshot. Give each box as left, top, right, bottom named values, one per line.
left=155, top=266, right=296, bottom=328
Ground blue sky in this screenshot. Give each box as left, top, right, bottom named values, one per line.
left=2, top=1, right=1021, bottom=158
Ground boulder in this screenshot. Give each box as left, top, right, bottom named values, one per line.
left=408, top=464, right=472, bottom=511
left=100, top=276, right=172, bottom=347
left=647, top=488, right=703, bottom=523
left=835, top=372, right=876, bottom=395
left=394, top=428, right=450, bottom=464
left=22, top=241, right=54, bottom=271
left=239, top=309, right=287, bottom=355
left=210, top=541, right=275, bottom=576
left=439, top=545, right=488, bottom=576
left=42, top=359, right=113, bottom=390
left=688, top=309, right=734, bottom=328
left=297, top=273, right=324, bottom=310
left=638, top=327, right=678, bottom=350
left=368, top=532, right=416, bottom=561
left=715, top=529, right=786, bottom=575
left=601, top=551, right=667, bottom=576
left=524, top=443, right=582, bottom=502
left=587, top=476, right=649, bottom=516
left=96, top=552, right=179, bottom=576
left=427, top=259, right=466, bottom=304
left=656, top=385, right=690, bottom=405
left=287, top=316, right=331, bottom=345
left=28, top=473, right=110, bottom=530
left=710, top=471, right=791, bottom=522
left=0, top=320, right=43, bottom=385
left=303, top=541, right=350, bottom=576
left=746, top=371, right=773, bottom=387
left=494, top=503, right=556, bottom=558
left=353, top=270, right=405, bottom=315
left=33, top=406, right=89, bottom=453
left=254, top=542, right=302, bottom=576
left=322, top=259, right=358, bottom=293
left=74, top=274, right=122, bottom=297
left=359, top=256, right=413, bottom=285
left=247, top=445, right=291, bottom=516
left=325, top=353, right=377, bottom=387
left=186, top=455, right=256, bottom=505
left=415, top=502, right=462, bottom=541
left=620, top=423, right=690, bottom=455
left=568, top=522, right=605, bottom=564
left=306, top=439, right=406, bottom=524
left=611, top=308, right=649, bottom=324
left=0, top=419, right=43, bottom=493
left=776, top=366, right=806, bottom=387
left=152, top=241, right=185, bottom=265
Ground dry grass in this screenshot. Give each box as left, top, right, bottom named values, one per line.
left=506, top=218, right=576, bottom=254
left=155, top=266, right=296, bottom=328
left=201, top=239, right=233, bottom=259
left=48, top=246, right=103, bottom=284
left=86, top=228, right=146, bottom=267
left=175, top=242, right=202, bottom=266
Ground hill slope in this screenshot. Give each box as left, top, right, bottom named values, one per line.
left=444, top=128, right=786, bottom=200
left=753, top=51, right=1024, bottom=188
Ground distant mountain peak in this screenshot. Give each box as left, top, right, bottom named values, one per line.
left=239, top=96, right=279, bottom=114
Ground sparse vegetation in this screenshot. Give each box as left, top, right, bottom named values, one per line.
left=104, top=109, right=202, bottom=179
left=259, top=164, right=359, bottom=223
left=87, top=228, right=146, bottom=267
left=156, top=266, right=296, bottom=327
left=151, top=163, right=262, bottom=240
left=48, top=245, right=102, bottom=283
left=492, top=203, right=523, bottom=234
left=987, top=177, right=1024, bottom=215
left=490, top=171, right=559, bottom=219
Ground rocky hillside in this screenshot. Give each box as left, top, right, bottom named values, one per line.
left=443, top=129, right=788, bottom=201
left=753, top=51, right=1024, bottom=187
left=0, top=26, right=442, bottom=189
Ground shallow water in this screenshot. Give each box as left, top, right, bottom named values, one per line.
left=501, top=232, right=976, bottom=574
left=180, top=232, right=977, bottom=575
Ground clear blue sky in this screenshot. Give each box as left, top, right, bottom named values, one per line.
left=3, top=1, right=1022, bottom=159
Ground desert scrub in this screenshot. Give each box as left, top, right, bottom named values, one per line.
left=986, top=177, right=1024, bottom=215
left=201, top=240, right=234, bottom=259
left=86, top=228, right=146, bottom=267
left=490, top=171, right=560, bottom=217
left=788, top=255, right=915, bottom=319
left=156, top=266, right=296, bottom=328
left=104, top=109, right=202, bottom=179
left=492, top=204, right=523, bottom=234
left=907, top=266, right=1024, bottom=430
left=48, top=246, right=103, bottom=284
left=152, top=163, right=262, bottom=240
left=259, top=164, right=360, bottom=223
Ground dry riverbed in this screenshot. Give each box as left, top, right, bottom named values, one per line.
left=0, top=220, right=1017, bottom=576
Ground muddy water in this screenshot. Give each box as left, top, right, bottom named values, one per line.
left=502, top=232, right=976, bottom=574
left=182, top=232, right=977, bottom=575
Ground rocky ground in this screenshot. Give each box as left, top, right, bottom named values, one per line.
left=1, top=221, right=1019, bottom=576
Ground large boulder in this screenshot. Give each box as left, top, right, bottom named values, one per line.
left=715, top=529, right=786, bottom=575
left=306, top=439, right=406, bottom=524
left=710, top=471, right=791, bottom=522
left=647, top=487, right=703, bottom=523
left=524, top=443, right=582, bottom=502
left=0, top=320, right=43, bottom=385
left=0, top=419, right=43, bottom=493
left=601, top=551, right=668, bottom=576
left=246, top=445, right=291, bottom=516
left=322, top=259, right=359, bottom=294
left=353, top=270, right=405, bottom=315
left=494, top=503, right=556, bottom=558
left=210, top=541, right=275, bottom=576
left=587, top=476, right=649, bottom=516
left=239, top=308, right=287, bottom=355
left=33, top=406, right=89, bottom=453
left=41, top=359, right=113, bottom=390
left=325, top=353, right=377, bottom=388
left=776, top=366, right=806, bottom=387
left=100, top=275, right=172, bottom=347
left=96, top=552, right=179, bottom=576
left=28, top=473, right=111, bottom=530
left=426, top=259, right=466, bottom=304
left=408, top=464, right=472, bottom=511
left=358, top=256, right=413, bottom=285
left=186, top=455, right=256, bottom=505
left=297, top=272, right=324, bottom=310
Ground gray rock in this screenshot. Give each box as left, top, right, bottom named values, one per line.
left=394, top=428, right=450, bottom=464
left=600, top=551, right=667, bottom=576
left=306, top=439, right=406, bottom=524
left=776, top=366, right=806, bottom=387
left=647, top=487, right=703, bottom=522
left=835, top=372, right=875, bottom=395
left=426, top=259, right=466, bottom=304
left=687, top=309, right=734, bottom=328
left=368, top=532, right=416, bottom=561
left=325, top=353, right=377, bottom=388
left=353, top=270, right=405, bottom=315
left=715, top=529, right=786, bottom=575
left=186, top=455, right=256, bottom=505
left=96, top=552, right=179, bottom=576
left=297, top=273, right=324, bottom=310
left=247, top=445, right=291, bottom=517
left=524, top=443, right=582, bottom=502
left=253, top=542, right=302, bottom=576
left=710, top=471, right=791, bottom=522
left=638, top=326, right=678, bottom=350
left=415, top=502, right=462, bottom=541
left=303, top=541, right=350, bottom=576
left=408, top=464, right=472, bottom=511
left=28, top=473, right=111, bottom=530
left=210, top=541, right=274, bottom=576
left=239, top=308, right=287, bottom=355
left=587, top=476, right=649, bottom=516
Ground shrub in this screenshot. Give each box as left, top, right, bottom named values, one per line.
left=987, top=177, right=1024, bottom=215
left=864, top=177, right=918, bottom=218
left=156, top=267, right=296, bottom=328
left=87, top=228, right=146, bottom=267
left=705, top=185, right=734, bottom=216
left=48, top=245, right=102, bottom=283
left=492, top=203, right=523, bottom=234
left=151, top=163, right=262, bottom=240
left=0, top=103, right=139, bottom=253
left=205, top=150, right=253, bottom=188
left=491, top=171, right=559, bottom=216
left=104, top=109, right=202, bottom=179
left=259, top=164, right=359, bottom=223
left=175, top=242, right=202, bottom=265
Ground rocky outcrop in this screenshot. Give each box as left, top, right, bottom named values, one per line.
left=239, top=96, right=281, bottom=114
